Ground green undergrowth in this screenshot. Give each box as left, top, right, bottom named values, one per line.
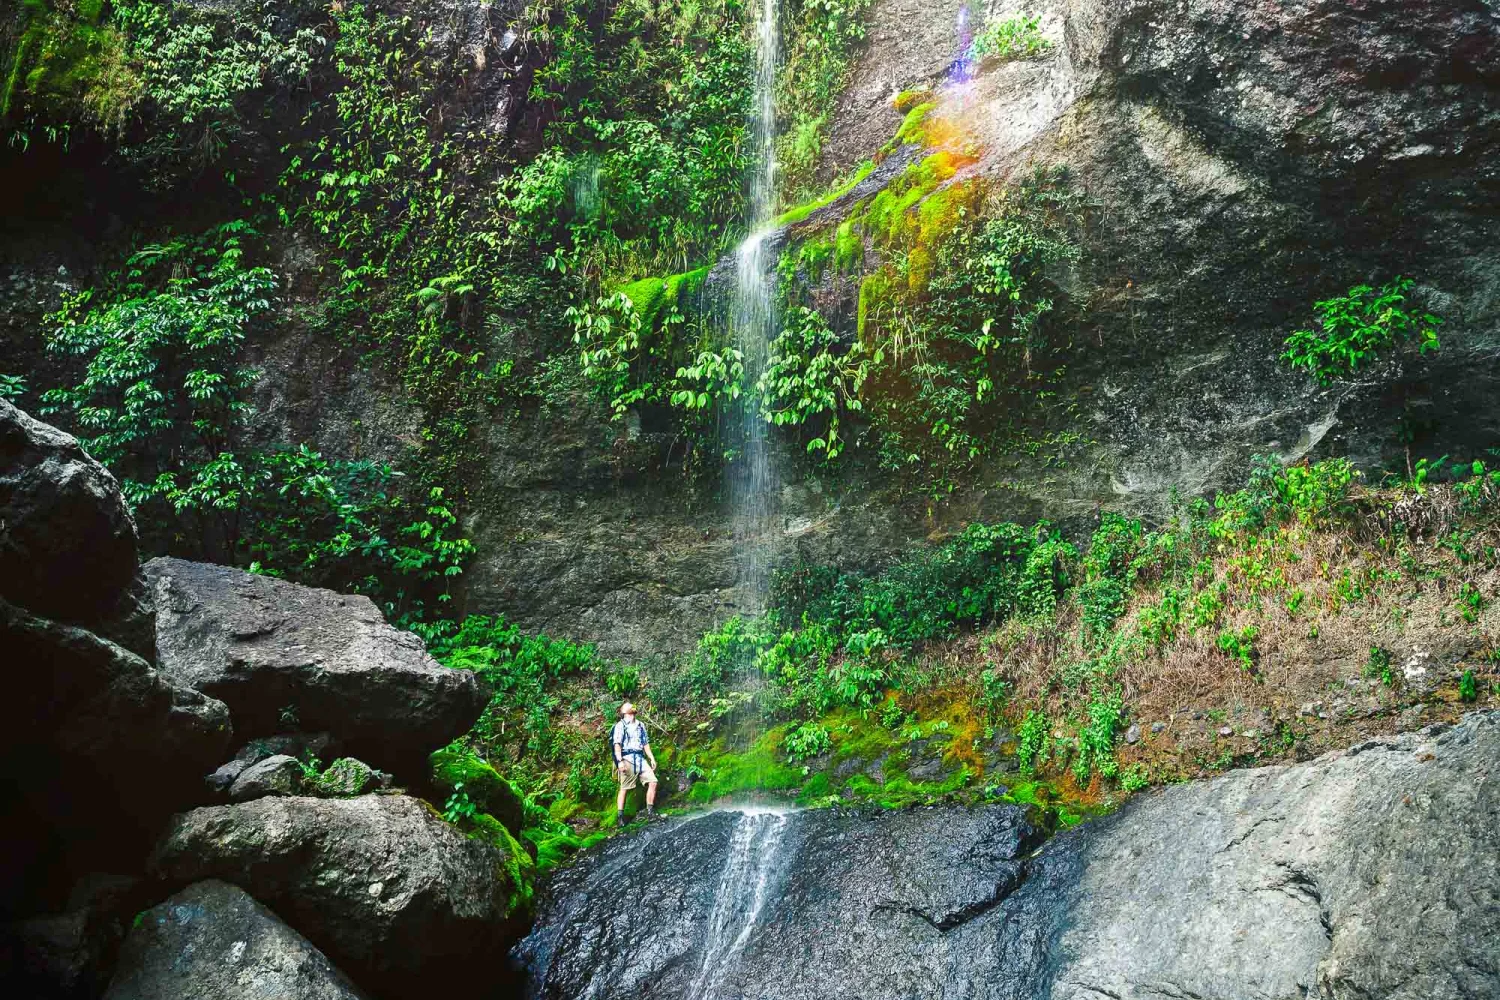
left=420, top=450, right=1500, bottom=874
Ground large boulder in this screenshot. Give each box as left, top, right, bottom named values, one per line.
left=519, top=712, right=1500, bottom=1000
left=143, top=557, right=490, bottom=776
left=0, top=874, right=141, bottom=1000
left=0, top=400, right=138, bottom=624
left=102, top=880, right=369, bottom=1000
left=0, top=600, right=232, bottom=911
left=150, top=793, right=532, bottom=997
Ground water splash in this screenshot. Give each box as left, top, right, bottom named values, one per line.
left=731, top=0, right=781, bottom=602
left=688, top=810, right=790, bottom=1000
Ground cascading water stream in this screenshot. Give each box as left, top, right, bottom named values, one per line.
left=731, top=0, right=781, bottom=600
left=687, top=810, right=790, bottom=1000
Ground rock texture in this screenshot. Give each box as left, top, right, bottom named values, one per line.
left=1, top=599, right=232, bottom=910
left=0, top=399, right=138, bottom=623
left=103, top=880, right=369, bottom=1000
left=143, top=557, right=488, bottom=775
left=151, top=794, right=529, bottom=996
left=519, top=711, right=1500, bottom=1000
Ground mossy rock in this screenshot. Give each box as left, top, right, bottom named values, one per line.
left=468, top=812, right=537, bottom=914
left=429, top=745, right=526, bottom=835
left=313, top=756, right=388, bottom=797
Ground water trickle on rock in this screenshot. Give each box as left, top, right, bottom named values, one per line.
left=687, top=810, right=789, bottom=1000
left=731, top=0, right=781, bottom=602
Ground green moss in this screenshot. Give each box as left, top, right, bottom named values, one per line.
left=614, top=265, right=709, bottom=332
left=468, top=812, right=537, bottom=913
left=892, top=101, right=938, bottom=147
left=892, top=88, right=934, bottom=113
left=795, top=771, right=833, bottom=804
left=429, top=744, right=525, bottom=830
left=684, top=727, right=805, bottom=805
left=3, top=0, right=138, bottom=128
left=835, top=218, right=864, bottom=272
left=775, top=160, right=876, bottom=228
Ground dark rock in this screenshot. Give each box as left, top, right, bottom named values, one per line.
left=102, top=880, right=369, bottom=1000
left=519, top=712, right=1500, bottom=1000
left=1150, top=721, right=1166, bottom=734
left=151, top=793, right=531, bottom=997
left=0, top=600, right=232, bottom=911
left=1124, top=723, right=1141, bottom=744
left=228, top=755, right=306, bottom=802
left=207, top=733, right=340, bottom=795
left=205, top=759, right=252, bottom=794
left=0, top=875, right=140, bottom=999
left=0, top=401, right=138, bottom=624
left=143, top=558, right=489, bottom=777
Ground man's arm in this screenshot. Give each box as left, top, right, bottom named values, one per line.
left=643, top=733, right=658, bottom=769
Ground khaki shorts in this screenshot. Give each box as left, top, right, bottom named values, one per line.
left=617, top=756, right=657, bottom=790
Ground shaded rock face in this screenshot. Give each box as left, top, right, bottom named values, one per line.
left=0, top=875, right=141, bottom=1000
left=519, top=712, right=1500, bottom=1000
left=151, top=794, right=527, bottom=997
left=0, top=600, right=232, bottom=911
left=143, top=557, right=489, bottom=776
left=102, top=880, right=369, bottom=1000
left=0, top=399, right=138, bottom=624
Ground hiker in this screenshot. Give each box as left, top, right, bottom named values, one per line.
left=612, top=701, right=659, bottom=819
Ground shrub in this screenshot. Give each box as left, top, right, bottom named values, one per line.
left=784, top=721, right=832, bottom=762
left=1016, top=709, right=1049, bottom=774
left=967, top=14, right=1051, bottom=62
left=1459, top=669, right=1478, bottom=703
left=1282, top=277, right=1441, bottom=385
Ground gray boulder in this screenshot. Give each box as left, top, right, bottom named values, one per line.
left=103, top=880, right=368, bottom=1000
left=0, top=600, right=232, bottom=911
left=208, top=732, right=342, bottom=794
left=228, top=755, right=306, bottom=802
left=151, top=793, right=531, bottom=996
left=143, top=557, right=489, bottom=776
left=0, top=401, right=138, bottom=623
left=519, top=712, right=1500, bottom=1000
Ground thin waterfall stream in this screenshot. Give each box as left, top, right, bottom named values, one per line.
left=690, top=4, right=789, bottom=997
left=731, top=0, right=781, bottom=600
left=687, top=810, right=790, bottom=1000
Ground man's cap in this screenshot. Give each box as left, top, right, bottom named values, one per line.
left=620, top=702, right=637, bottom=715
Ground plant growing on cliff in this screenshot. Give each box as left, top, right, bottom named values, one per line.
left=1281, top=277, right=1441, bottom=385
left=967, top=14, right=1051, bottom=63
left=42, top=221, right=274, bottom=508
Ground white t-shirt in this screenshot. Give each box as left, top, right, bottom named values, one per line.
left=612, top=718, right=649, bottom=756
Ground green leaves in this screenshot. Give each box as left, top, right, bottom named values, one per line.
left=1282, top=276, right=1442, bottom=385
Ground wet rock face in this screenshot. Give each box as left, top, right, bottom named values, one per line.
left=151, top=794, right=528, bottom=997
left=0, top=400, right=138, bottom=624
left=103, top=880, right=369, bottom=1000
left=143, top=557, right=489, bottom=777
left=519, top=712, right=1500, bottom=1000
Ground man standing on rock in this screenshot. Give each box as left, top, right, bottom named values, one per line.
left=612, top=702, right=659, bottom=820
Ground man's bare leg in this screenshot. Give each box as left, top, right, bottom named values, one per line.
left=617, top=784, right=627, bottom=818
left=646, top=781, right=657, bottom=810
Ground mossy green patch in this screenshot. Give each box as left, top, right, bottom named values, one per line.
left=469, top=812, right=537, bottom=912
left=615, top=265, right=709, bottom=332
left=429, top=744, right=525, bottom=830
left=775, top=160, right=876, bottom=227
left=684, top=727, right=806, bottom=805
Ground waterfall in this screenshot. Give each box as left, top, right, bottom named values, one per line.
left=731, top=0, right=780, bottom=601
left=688, top=810, right=790, bottom=1000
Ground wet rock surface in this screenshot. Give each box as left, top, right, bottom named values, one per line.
left=143, top=557, right=489, bottom=776
left=102, top=880, right=369, bottom=1000
left=519, top=712, right=1500, bottom=1000
left=151, top=793, right=528, bottom=996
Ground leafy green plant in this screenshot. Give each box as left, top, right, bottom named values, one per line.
left=1458, top=669, right=1478, bottom=703
left=0, top=373, right=26, bottom=400
left=1016, top=709, right=1049, bottom=774
left=784, top=721, right=832, bottom=762
left=41, top=221, right=273, bottom=507
left=1458, top=582, right=1484, bottom=624
left=442, top=782, right=478, bottom=824
left=967, top=14, right=1051, bottom=62
left=1074, top=691, right=1122, bottom=782
left=1119, top=762, right=1149, bottom=792
left=1365, top=645, right=1393, bottom=686
left=1282, top=277, right=1441, bottom=385
left=1215, top=625, right=1259, bottom=673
